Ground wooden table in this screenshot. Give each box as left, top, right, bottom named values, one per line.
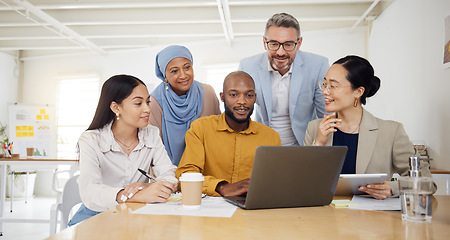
left=0, top=158, right=78, bottom=236
left=431, top=169, right=450, bottom=174
left=45, top=195, right=450, bottom=240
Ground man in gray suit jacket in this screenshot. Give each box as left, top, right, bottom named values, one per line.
left=239, top=13, right=329, bottom=145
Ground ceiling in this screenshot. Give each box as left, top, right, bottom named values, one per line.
left=0, top=0, right=394, bottom=58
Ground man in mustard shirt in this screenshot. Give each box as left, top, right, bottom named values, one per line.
left=176, top=71, right=281, bottom=197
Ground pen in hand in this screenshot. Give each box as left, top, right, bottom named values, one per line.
left=138, top=168, right=176, bottom=194
left=138, top=168, right=157, bottom=182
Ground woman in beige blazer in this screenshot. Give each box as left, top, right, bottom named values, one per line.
left=304, top=55, right=435, bottom=199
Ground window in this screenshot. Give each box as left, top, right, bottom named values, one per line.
left=202, top=63, right=239, bottom=112
left=56, top=76, right=99, bottom=159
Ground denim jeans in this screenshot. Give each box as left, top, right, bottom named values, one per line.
left=67, top=204, right=101, bottom=227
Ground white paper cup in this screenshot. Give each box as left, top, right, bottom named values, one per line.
left=179, top=173, right=204, bottom=210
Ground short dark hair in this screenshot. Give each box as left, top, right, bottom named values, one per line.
left=87, top=74, right=146, bottom=130
left=265, top=13, right=301, bottom=38
left=333, top=55, right=381, bottom=105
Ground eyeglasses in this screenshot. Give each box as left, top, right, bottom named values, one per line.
left=265, top=40, right=298, bottom=52
left=321, top=82, right=352, bottom=93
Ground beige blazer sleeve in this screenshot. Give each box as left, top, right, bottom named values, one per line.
left=303, top=109, right=436, bottom=196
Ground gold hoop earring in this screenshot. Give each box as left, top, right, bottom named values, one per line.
left=116, top=112, right=120, bottom=120
left=353, top=98, right=358, bottom=108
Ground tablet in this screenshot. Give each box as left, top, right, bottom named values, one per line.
left=334, top=173, right=389, bottom=196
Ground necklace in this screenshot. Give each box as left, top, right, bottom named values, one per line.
left=337, top=112, right=362, bottom=134
left=350, top=114, right=363, bottom=133
left=350, top=124, right=360, bottom=134
left=114, top=137, right=137, bottom=151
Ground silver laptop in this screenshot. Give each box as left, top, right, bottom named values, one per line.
left=224, top=146, right=348, bottom=210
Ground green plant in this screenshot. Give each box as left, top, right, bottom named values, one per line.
left=0, top=121, right=8, bottom=145
left=0, top=122, right=8, bottom=159
left=0, top=122, right=19, bottom=176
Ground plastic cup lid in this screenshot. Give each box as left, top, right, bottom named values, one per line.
left=179, top=172, right=204, bottom=182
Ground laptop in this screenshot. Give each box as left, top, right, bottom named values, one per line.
left=224, top=146, right=348, bottom=210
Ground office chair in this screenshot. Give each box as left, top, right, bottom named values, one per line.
left=49, top=175, right=81, bottom=235
left=52, top=169, right=71, bottom=203
left=432, top=174, right=450, bottom=195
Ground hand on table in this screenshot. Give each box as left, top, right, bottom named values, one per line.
left=132, top=181, right=177, bottom=203
left=117, top=181, right=176, bottom=203
left=121, top=182, right=150, bottom=200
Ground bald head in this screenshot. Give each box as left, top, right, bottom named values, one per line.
left=222, top=71, right=255, bottom=92
left=220, top=71, right=256, bottom=130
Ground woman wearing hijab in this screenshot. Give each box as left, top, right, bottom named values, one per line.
left=304, top=55, right=436, bottom=199
left=150, top=45, right=220, bottom=166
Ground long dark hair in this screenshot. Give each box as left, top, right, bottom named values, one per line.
left=333, top=55, right=381, bottom=105
left=87, top=74, right=146, bottom=130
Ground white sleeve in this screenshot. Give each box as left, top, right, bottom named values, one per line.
left=148, top=128, right=178, bottom=184
left=77, top=132, right=122, bottom=212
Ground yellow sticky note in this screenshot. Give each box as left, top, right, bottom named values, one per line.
left=21, top=126, right=27, bottom=130
left=28, top=126, right=33, bottom=130
left=40, top=109, right=45, bottom=114
left=16, top=126, right=21, bottom=131
left=22, top=132, right=28, bottom=137
left=37, top=115, right=42, bottom=120
left=44, top=115, right=49, bottom=120
left=29, top=132, right=34, bottom=137
left=16, top=132, right=22, bottom=137
left=331, top=200, right=357, bottom=208
left=166, top=196, right=182, bottom=203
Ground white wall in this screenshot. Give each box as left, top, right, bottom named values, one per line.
left=20, top=26, right=367, bottom=103
left=368, top=0, right=450, bottom=170
left=0, top=52, right=17, bottom=126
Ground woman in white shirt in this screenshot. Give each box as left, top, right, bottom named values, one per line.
left=69, top=74, right=177, bottom=226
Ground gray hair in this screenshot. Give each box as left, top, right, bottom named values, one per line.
left=265, top=13, right=301, bottom=38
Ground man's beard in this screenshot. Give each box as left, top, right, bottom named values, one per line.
left=270, top=55, right=292, bottom=71
left=224, top=103, right=254, bottom=124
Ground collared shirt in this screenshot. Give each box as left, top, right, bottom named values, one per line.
left=268, top=61, right=298, bottom=146
left=176, top=113, right=281, bottom=196
left=77, top=122, right=177, bottom=212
